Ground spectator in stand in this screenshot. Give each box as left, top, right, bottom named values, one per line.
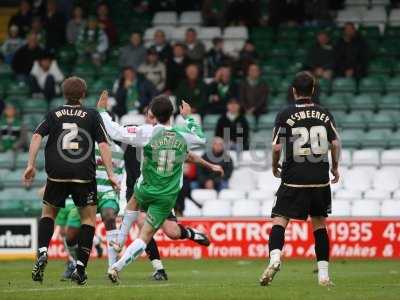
left=206, top=65, right=238, bottom=114
left=238, top=40, right=259, bottom=76
left=31, top=17, right=46, bottom=48
left=215, top=98, right=249, bottom=151
left=8, top=0, right=32, bottom=38
left=239, top=63, right=268, bottom=117
left=150, top=29, right=173, bottom=63
left=0, top=99, right=4, bottom=116
left=43, top=0, right=66, bottom=51
left=304, top=0, right=332, bottom=26
left=29, top=51, right=64, bottom=102
left=184, top=28, right=206, bottom=65
left=12, top=33, right=44, bottom=79
left=119, top=32, right=146, bottom=70
left=175, top=64, right=207, bottom=113
left=66, top=6, right=86, bottom=44
left=0, top=103, right=28, bottom=153
left=76, top=16, right=108, bottom=65
left=165, top=43, right=189, bottom=92
left=334, top=22, right=369, bottom=79
left=97, top=2, right=118, bottom=46
left=206, top=37, right=229, bottom=78
left=112, top=67, right=157, bottom=117
left=1, top=25, right=24, bottom=64
left=305, top=31, right=334, bottom=80
left=138, top=48, right=166, bottom=92
left=197, top=137, right=233, bottom=191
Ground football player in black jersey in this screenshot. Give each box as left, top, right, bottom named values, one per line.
left=23, top=77, right=120, bottom=285
left=259, top=72, right=341, bottom=287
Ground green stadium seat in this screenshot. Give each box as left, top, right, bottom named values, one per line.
left=0, top=64, right=13, bottom=77
left=388, top=130, right=400, bottom=148
left=340, top=112, right=366, bottom=129
left=99, top=64, right=120, bottom=78
left=292, top=48, right=307, bottom=63
left=268, top=44, right=291, bottom=58
left=5, top=81, right=30, bottom=98
left=361, top=129, right=392, bottom=148
left=318, top=79, right=331, bottom=94
left=258, top=113, right=275, bottom=130
left=203, top=115, right=220, bottom=130
left=358, top=76, right=385, bottom=94
left=245, top=115, right=256, bottom=131
left=0, top=151, right=15, bottom=169
left=49, top=97, right=65, bottom=109
left=368, top=112, right=396, bottom=130
left=276, top=78, right=293, bottom=95
left=360, top=26, right=381, bottom=40
left=252, top=130, right=273, bottom=148
left=1, top=170, right=23, bottom=188
left=262, top=63, right=283, bottom=77
left=377, top=40, right=400, bottom=57
left=204, top=130, right=215, bottom=142
left=320, top=94, right=348, bottom=110
left=88, top=79, right=113, bottom=96
left=378, top=94, right=400, bottom=110
left=84, top=96, right=98, bottom=108
left=384, top=26, right=400, bottom=39
left=339, top=129, right=364, bottom=148
left=349, top=94, right=377, bottom=111
left=251, top=27, right=275, bottom=42
left=23, top=113, right=45, bottom=131
left=22, top=98, right=48, bottom=113
left=277, top=27, right=300, bottom=42
left=57, top=46, right=77, bottom=65
left=73, top=64, right=97, bottom=80
left=368, top=59, right=392, bottom=75
left=331, top=78, right=356, bottom=94
left=268, top=95, right=287, bottom=112
left=385, top=77, right=400, bottom=94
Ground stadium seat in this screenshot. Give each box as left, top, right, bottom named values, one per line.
left=335, top=189, right=363, bottom=201
left=223, top=26, right=248, bottom=40
left=248, top=190, right=274, bottom=202
left=198, top=27, right=222, bottom=40
left=381, top=149, right=400, bottom=165
left=368, top=112, right=395, bottom=130
left=378, top=94, right=400, bottom=110
left=320, top=94, right=348, bottom=110
left=235, top=151, right=269, bottom=169
left=336, top=9, right=363, bottom=25
left=362, top=7, right=387, bottom=26
left=256, top=170, right=281, bottom=194
left=184, top=200, right=203, bottom=217
left=339, top=129, right=363, bottom=148
left=351, top=200, right=380, bottom=216
left=191, top=189, right=218, bottom=204
left=152, top=11, right=178, bottom=26
left=0, top=151, right=15, bottom=169
left=22, top=98, right=48, bottom=114
left=229, top=168, right=257, bottom=191
left=352, top=149, right=380, bottom=166
left=349, top=94, right=377, bottom=111
left=202, top=200, right=232, bottom=216
left=6, top=81, right=30, bottom=98
left=345, top=0, right=369, bottom=6
left=340, top=113, right=366, bottom=129
left=363, top=189, right=391, bottom=201
left=385, top=77, right=400, bottom=94
left=257, top=113, right=275, bottom=130
left=120, top=113, right=146, bottom=126
left=340, top=149, right=352, bottom=167
left=179, top=11, right=202, bottom=26
left=144, top=26, right=174, bottom=43
left=232, top=200, right=262, bottom=216
left=331, top=200, right=352, bottom=217
left=332, top=78, right=357, bottom=94
left=381, top=200, right=400, bottom=216
left=360, top=129, right=391, bottom=148
left=389, top=9, right=400, bottom=26
left=203, top=115, right=220, bottom=130
left=343, top=169, right=372, bottom=192
left=219, top=189, right=246, bottom=201
left=171, top=26, right=189, bottom=42
left=261, top=200, right=274, bottom=216
left=393, top=190, right=400, bottom=200
left=368, top=59, right=392, bottom=75
left=372, top=169, right=400, bottom=192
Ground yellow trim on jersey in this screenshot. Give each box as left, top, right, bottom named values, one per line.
left=48, top=177, right=92, bottom=183
left=283, top=182, right=330, bottom=188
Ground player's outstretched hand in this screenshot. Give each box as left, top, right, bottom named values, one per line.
left=272, top=163, right=282, bottom=178
left=210, top=164, right=224, bottom=177
left=330, top=168, right=340, bottom=184
left=180, top=100, right=191, bottom=118
left=109, top=175, right=121, bottom=192
left=23, top=165, right=36, bottom=187
left=97, top=90, right=108, bottom=110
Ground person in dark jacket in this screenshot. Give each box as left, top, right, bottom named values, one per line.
left=334, top=22, right=369, bottom=79
left=206, top=65, right=238, bottom=115
left=150, top=29, right=173, bottom=63
left=12, top=33, right=44, bottom=79
left=197, top=137, right=234, bottom=191
left=305, top=31, right=334, bottom=80
left=43, top=0, right=66, bottom=51
left=8, top=0, right=32, bottom=38
left=112, top=67, right=158, bottom=117
left=206, top=37, right=229, bottom=78
left=165, top=43, right=190, bottom=92
left=215, top=98, right=250, bottom=150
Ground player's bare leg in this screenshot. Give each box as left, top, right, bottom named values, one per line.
left=260, top=216, right=289, bottom=286
left=71, top=205, right=96, bottom=285
left=108, top=220, right=156, bottom=283
left=311, top=216, right=334, bottom=287
left=111, top=195, right=139, bottom=253
left=101, top=208, right=119, bottom=270
left=32, top=203, right=58, bottom=282
left=162, top=220, right=210, bottom=246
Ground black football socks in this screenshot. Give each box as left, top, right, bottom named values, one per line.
left=38, top=217, right=54, bottom=254
left=76, top=224, right=95, bottom=275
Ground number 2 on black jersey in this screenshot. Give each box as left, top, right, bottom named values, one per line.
left=292, top=125, right=328, bottom=156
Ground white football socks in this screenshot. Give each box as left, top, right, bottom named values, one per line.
left=117, top=210, right=139, bottom=246
left=113, top=238, right=146, bottom=271
left=106, top=229, right=119, bottom=267
left=151, top=259, right=164, bottom=271
left=317, top=260, right=329, bottom=282
left=269, top=249, right=282, bottom=266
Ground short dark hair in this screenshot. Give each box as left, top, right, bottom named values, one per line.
left=62, top=76, right=87, bottom=104
left=292, top=71, right=315, bottom=98
left=149, top=95, right=173, bottom=124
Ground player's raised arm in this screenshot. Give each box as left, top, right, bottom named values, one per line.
left=186, top=151, right=224, bottom=177
left=97, top=90, right=153, bottom=146
left=176, top=100, right=206, bottom=148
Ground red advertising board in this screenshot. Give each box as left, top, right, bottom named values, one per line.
left=48, top=218, right=400, bottom=259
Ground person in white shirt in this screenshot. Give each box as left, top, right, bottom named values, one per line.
left=29, top=51, right=64, bottom=101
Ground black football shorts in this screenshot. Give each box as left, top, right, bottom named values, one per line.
left=271, top=184, right=332, bottom=221
left=43, top=179, right=97, bottom=208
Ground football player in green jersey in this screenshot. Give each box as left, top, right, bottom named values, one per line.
left=97, top=91, right=207, bottom=282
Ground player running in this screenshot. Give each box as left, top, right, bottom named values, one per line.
left=23, top=77, right=120, bottom=285
left=259, top=72, right=341, bottom=287
left=96, top=92, right=206, bottom=283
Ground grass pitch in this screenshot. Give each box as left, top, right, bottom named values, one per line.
left=0, top=259, right=399, bottom=300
